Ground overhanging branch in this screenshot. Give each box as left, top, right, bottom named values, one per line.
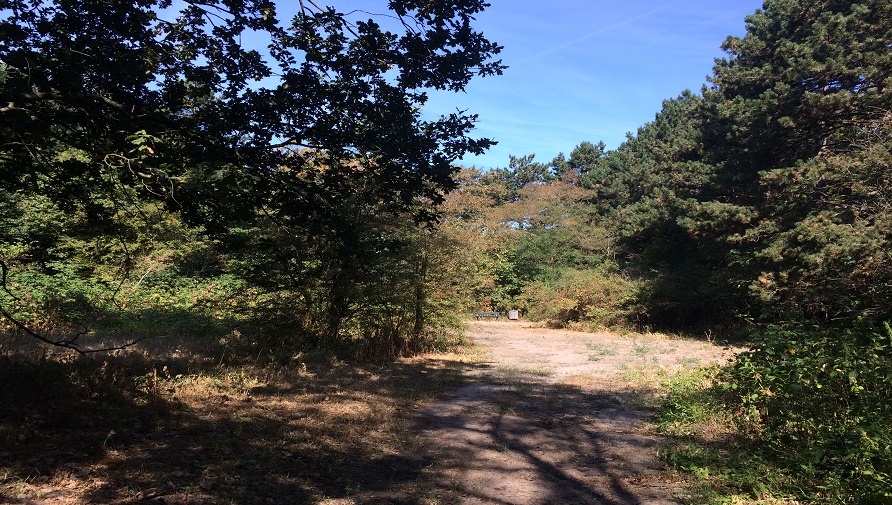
left=0, top=260, right=152, bottom=355
left=8, top=91, right=133, bottom=115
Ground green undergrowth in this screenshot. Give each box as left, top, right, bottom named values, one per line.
left=658, top=321, right=892, bottom=504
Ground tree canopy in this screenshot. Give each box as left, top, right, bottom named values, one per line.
left=0, top=0, right=503, bottom=354
left=0, top=0, right=503, bottom=223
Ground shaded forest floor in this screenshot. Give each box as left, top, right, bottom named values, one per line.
left=0, top=322, right=736, bottom=504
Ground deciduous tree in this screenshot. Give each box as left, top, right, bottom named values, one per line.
left=0, top=0, right=504, bottom=352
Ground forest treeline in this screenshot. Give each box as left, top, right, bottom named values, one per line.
left=2, top=0, right=891, bottom=501
left=456, top=0, right=891, bottom=332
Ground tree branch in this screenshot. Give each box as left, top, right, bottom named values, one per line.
left=8, top=91, right=133, bottom=115
left=0, top=261, right=152, bottom=355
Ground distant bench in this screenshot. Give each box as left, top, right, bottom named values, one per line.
left=473, top=311, right=501, bottom=320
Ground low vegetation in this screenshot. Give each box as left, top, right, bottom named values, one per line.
left=0, top=342, right=479, bottom=503
left=658, top=322, right=892, bottom=504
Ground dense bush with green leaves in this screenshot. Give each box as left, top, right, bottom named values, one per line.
left=720, top=321, right=892, bottom=502
left=519, top=265, right=644, bottom=329
left=0, top=165, right=468, bottom=359
left=660, top=321, right=892, bottom=503
left=659, top=320, right=892, bottom=505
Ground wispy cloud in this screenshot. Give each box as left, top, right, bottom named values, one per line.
left=515, top=1, right=679, bottom=64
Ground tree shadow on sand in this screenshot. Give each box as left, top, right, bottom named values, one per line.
left=408, top=367, right=680, bottom=505
left=0, top=332, right=678, bottom=505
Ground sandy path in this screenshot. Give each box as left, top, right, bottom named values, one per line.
left=412, top=321, right=736, bottom=505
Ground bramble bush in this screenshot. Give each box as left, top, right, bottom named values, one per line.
left=718, top=321, right=892, bottom=503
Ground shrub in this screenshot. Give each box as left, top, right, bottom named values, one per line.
left=520, top=265, right=645, bottom=329
left=720, top=321, right=892, bottom=503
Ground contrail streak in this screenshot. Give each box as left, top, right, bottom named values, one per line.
left=516, top=1, right=680, bottom=63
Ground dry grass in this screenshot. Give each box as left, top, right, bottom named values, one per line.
left=488, top=364, right=554, bottom=380
left=0, top=342, right=476, bottom=504
left=555, top=373, right=602, bottom=389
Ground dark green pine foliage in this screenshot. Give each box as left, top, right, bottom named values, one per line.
left=582, top=91, right=713, bottom=226
left=481, top=154, right=555, bottom=205
left=579, top=92, right=724, bottom=327
left=697, top=0, right=892, bottom=322
left=683, top=2, right=892, bottom=500
left=550, top=140, right=606, bottom=178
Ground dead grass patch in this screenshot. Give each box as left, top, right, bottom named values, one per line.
left=489, top=364, right=554, bottom=380
left=556, top=372, right=602, bottom=389
left=0, top=343, right=472, bottom=504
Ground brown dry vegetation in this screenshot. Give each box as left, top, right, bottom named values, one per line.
left=0, top=340, right=479, bottom=504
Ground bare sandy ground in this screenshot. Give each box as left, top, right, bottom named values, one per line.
left=411, top=320, right=737, bottom=505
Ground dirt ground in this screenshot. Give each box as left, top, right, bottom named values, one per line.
left=0, top=321, right=736, bottom=504
left=406, top=320, right=738, bottom=505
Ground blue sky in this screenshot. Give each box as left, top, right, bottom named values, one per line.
left=227, top=1, right=764, bottom=170
left=417, top=1, right=765, bottom=170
